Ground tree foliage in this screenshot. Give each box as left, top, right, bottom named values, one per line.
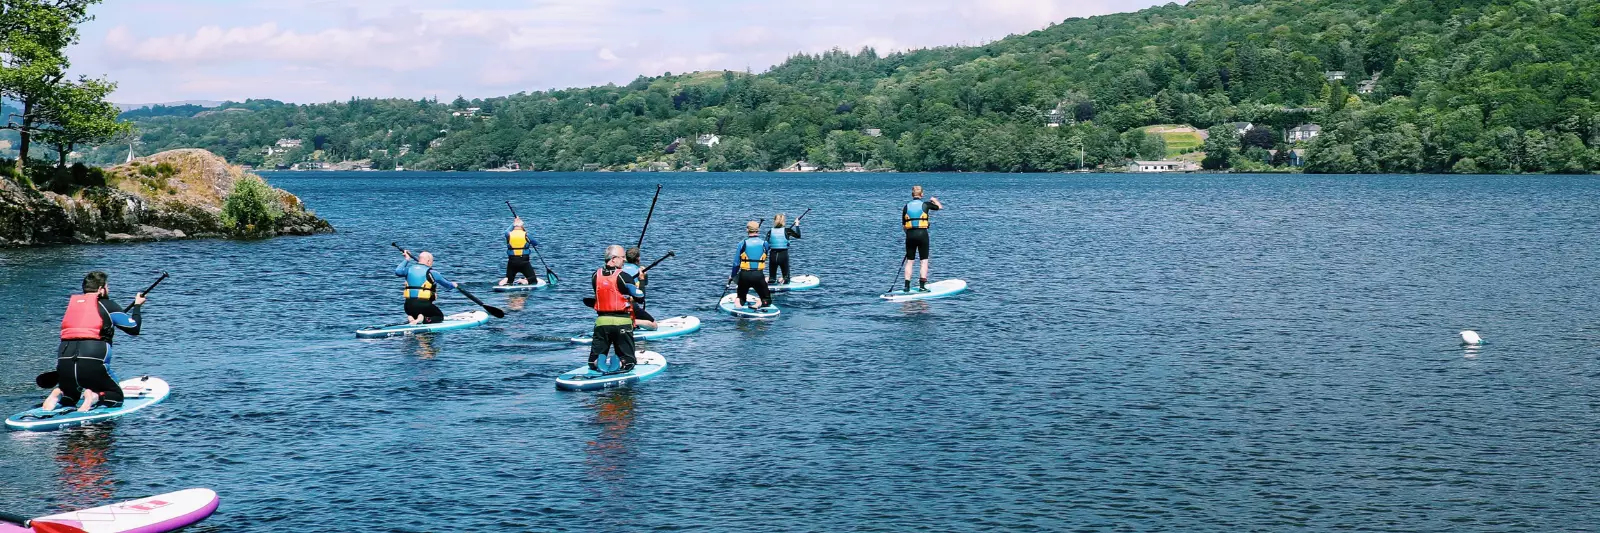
left=220, top=175, right=283, bottom=235
left=73, top=0, right=1600, bottom=174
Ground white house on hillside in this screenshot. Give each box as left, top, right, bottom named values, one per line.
left=696, top=134, right=721, bottom=147
left=1287, top=124, right=1322, bottom=142
left=1129, top=160, right=1198, bottom=173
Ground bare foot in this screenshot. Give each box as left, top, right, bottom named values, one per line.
left=41, top=388, right=63, bottom=410
left=497, top=277, right=509, bottom=286
left=77, top=391, right=99, bottom=413
left=408, top=314, right=423, bottom=325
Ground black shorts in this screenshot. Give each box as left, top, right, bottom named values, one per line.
left=769, top=249, right=791, bottom=283
left=505, top=256, right=539, bottom=284
left=736, top=269, right=772, bottom=305
left=904, top=229, right=930, bottom=260
left=57, top=340, right=123, bottom=407
left=404, top=298, right=445, bottom=324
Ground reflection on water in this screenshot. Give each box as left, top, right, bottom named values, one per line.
left=53, top=425, right=118, bottom=510
left=505, top=294, right=529, bottom=312
left=583, top=389, right=637, bottom=485
left=403, top=335, right=439, bottom=360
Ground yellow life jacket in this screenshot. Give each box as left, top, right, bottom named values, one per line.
left=903, top=200, right=930, bottom=229
left=738, top=237, right=768, bottom=271
left=507, top=228, right=529, bottom=257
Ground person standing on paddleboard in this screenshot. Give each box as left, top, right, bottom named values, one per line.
left=590, top=245, right=646, bottom=372
left=767, top=213, right=802, bottom=285
left=498, top=217, right=541, bottom=287
left=732, top=221, right=774, bottom=308
left=621, top=247, right=657, bottom=329
left=902, top=185, right=944, bottom=292
left=397, top=250, right=460, bottom=325
left=41, top=271, right=145, bottom=413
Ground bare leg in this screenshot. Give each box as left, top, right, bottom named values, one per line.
left=497, top=277, right=509, bottom=286
left=903, top=259, right=913, bottom=281
left=41, top=388, right=63, bottom=410
left=77, top=390, right=99, bottom=413
left=920, top=259, right=931, bottom=282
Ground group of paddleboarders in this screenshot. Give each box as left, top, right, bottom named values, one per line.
left=41, top=272, right=146, bottom=413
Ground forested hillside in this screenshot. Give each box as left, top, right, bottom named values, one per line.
left=82, top=0, right=1600, bottom=173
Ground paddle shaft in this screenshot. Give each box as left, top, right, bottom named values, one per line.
left=641, top=251, right=675, bottom=274
left=637, top=184, right=662, bottom=250
left=0, top=511, right=29, bottom=527
left=506, top=201, right=519, bottom=219
left=140, top=272, right=169, bottom=297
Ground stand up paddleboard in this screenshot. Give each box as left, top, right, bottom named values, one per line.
left=356, top=310, right=489, bottom=338
left=0, top=488, right=219, bottom=533
left=881, top=279, right=968, bottom=302
left=768, top=275, right=821, bottom=292
left=492, top=278, right=550, bottom=292
left=718, top=294, right=780, bottom=319
left=555, top=351, right=667, bottom=391
left=6, top=377, right=170, bottom=432
left=572, top=316, right=700, bottom=344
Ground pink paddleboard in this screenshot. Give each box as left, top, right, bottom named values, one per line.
left=0, top=489, right=218, bottom=533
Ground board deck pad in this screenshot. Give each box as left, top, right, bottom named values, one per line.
left=718, top=294, right=780, bottom=318
left=555, top=351, right=667, bottom=391
left=356, top=310, right=489, bottom=338
left=767, top=274, right=820, bottom=292
left=491, top=278, right=550, bottom=292
left=572, top=316, right=701, bottom=344
left=6, top=377, right=170, bottom=432
left=880, top=279, right=969, bottom=302
left=0, top=488, right=220, bottom=533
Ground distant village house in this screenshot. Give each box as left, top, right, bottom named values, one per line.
left=696, top=134, right=721, bottom=147
left=1226, top=122, right=1254, bottom=137
left=1128, top=160, right=1198, bottom=173
left=1324, top=71, right=1347, bottom=82
left=1287, top=124, right=1322, bottom=142
left=863, top=128, right=882, bottom=137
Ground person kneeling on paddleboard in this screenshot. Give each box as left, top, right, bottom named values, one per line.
left=767, top=213, right=802, bottom=285
left=901, top=185, right=944, bottom=292
left=590, top=245, right=646, bottom=372
left=42, top=271, right=145, bottom=413
left=397, top=250, right=460, bottom=325
left=621, top=247, right=657, bottom=329
left=731, top=221, right=774, bottom=308
left=498, top=217, right=541, bottom=287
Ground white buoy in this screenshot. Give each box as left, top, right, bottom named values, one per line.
left=1460, top=330, right=1483, bottom=345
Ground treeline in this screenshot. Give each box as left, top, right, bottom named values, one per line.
left=79, top=0, right=1600, bottom=173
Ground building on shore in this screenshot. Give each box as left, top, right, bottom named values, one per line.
left=779, top=160, right=819, bottom=172
left=1287, top=124, right=1322, bottom=143
left=1128, top=160, right=1198, bottom=173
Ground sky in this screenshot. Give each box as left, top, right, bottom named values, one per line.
left=70, top=0, right=1176, bottom=105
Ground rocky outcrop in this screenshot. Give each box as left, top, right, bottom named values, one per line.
left=0, top=149, right=332, bottom=246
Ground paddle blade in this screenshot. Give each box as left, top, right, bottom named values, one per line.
left=485, top=306, right=506, bottom=319
left=36, top=371, right=59, bottom=389
left=30, top=521, right=90, bottom=533
left=582, top=297, right=597, bottom=308
left=546, top=269, right=560, bottom=284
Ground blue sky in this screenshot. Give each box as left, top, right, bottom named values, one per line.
left=71, top=0, right=1175, bottom=104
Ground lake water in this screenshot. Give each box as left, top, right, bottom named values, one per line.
left=2, top=172, right=1598, bottom=531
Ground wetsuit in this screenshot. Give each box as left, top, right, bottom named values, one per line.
left=620, top=262, right=655, bottom=324
left=590, top=266, right=643, bottom=371
left=56, top=293, right=142, bottom=408
left=732, top=236, right=772, bottom=307
left=396, top=260, right=457, bottom=324
left=503, top=225, right=540, bottom=285
left=903, top=199, right=940, bottom=260
left=766, top=226, right=801, bottom=285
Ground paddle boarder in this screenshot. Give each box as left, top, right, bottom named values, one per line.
left=767, top=213, right=802, bottom=285
left=590, top=245, right=645, bottom=372
left=731, top=221, right=773, bottom=309
left=41, top=272, right=145, bottom=413
left=901, top=185, right=944, bottom=292
left=498, top=216, right=541, bottom=287
left=397, top=250, right=460, bottom=325
left=621, top=247, right=657, bottom=328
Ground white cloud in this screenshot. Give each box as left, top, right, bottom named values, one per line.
left=77, top=0, right=1180, bottom=103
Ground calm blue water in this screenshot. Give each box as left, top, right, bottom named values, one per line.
left=3, top=172, right=1599, bottom=531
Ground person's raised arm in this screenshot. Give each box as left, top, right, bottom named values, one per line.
left=929, top=197, right=944, bottom=210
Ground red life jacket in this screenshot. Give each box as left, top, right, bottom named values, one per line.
left=592, top=267, right=630, bottom=313
left=60, top=293, right=105, bottom=341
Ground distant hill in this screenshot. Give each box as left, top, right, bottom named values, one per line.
left=114, top=100, right=225, bottom=111
left=80, top=0, right=1600, bottom=174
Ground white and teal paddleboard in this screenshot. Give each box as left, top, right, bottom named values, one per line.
left=881, top=279, right=969, bottom=302
left=718, top=293, right=780, bottom=318
left=768, top=274, right=821, bottom=292
left=555, top=351, right=667, bottom=391
left=356, top=310, right=489, bottom=338
left=491, top=277, right=551, bottom=292
left=571, top=316, right=701, bottom=344
left=5, top=376, right=170, bottom=432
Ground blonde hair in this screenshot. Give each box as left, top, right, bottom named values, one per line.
left=773, top=213, right=786, bottom=228
left=745, top=220, right=760, bottom=234
left=912, top=185, right=924, bottom=198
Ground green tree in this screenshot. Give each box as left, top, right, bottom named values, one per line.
left=36, top=76, right=130, bottom=168
left=221, top=175, right=283, bottom=235
left=0, top=0, right=102, bottom=174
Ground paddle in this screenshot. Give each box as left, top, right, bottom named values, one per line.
left=637, top=184, right=662, bottom=251
left=888, top=257, right=908, bottom=295
left=506, top=201, right=559, bottom=284
left=0, top=511, right=31, bottom=528
left=640, top=251, right=675, bottom=274
left=392, top=242, right=505, bottom=319
left=35, top=271, right=170, bottom=390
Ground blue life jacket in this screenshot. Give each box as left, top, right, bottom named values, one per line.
left=403, top=263, right=437, bottom=300
left=621, top=263, right=640, bottom=277
left=738, top=237, right=768, bottom=271
left=767, top=228, right=789, bottom=250
left=903, top=200, right=929, bottom=229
